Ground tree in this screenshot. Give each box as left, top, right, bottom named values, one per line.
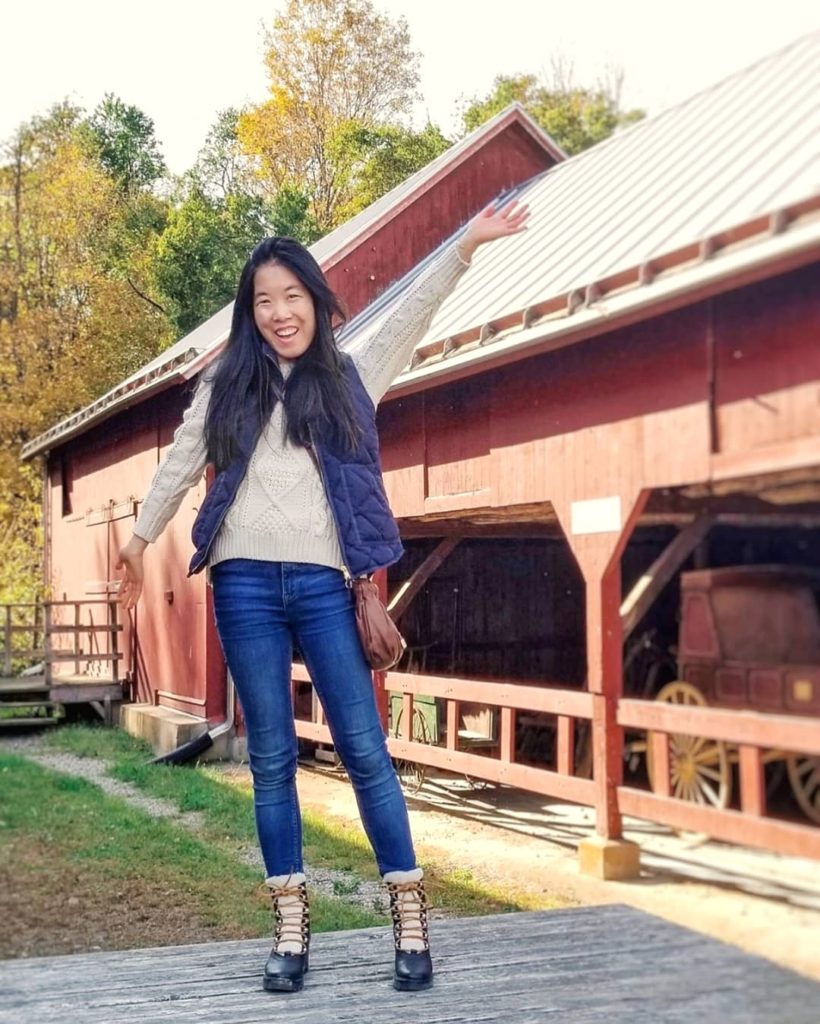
left=237, top=0, right=420, bottom=232
left=192, top=108, right=256, bottom=202
left=85, top=93, right=166, bottom=193
left=151, top=183, right=274, bottom=336
left=0, top=103, right=172, bottom=600
left=462, top=60, right=645, bottom=155
left=330, top=121, right=451, bottom=222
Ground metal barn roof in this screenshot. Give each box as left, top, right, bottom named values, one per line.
left=339, top=31, right=820, bottom=393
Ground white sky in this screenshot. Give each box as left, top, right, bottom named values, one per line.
left=3, top=1, right=817, bottom=175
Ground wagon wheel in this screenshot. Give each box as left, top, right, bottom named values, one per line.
left=391, top=705, right=432, bottom=796
left=646, top=681, right=732, bottom=809
left=786, top=755, right=820, bottom=824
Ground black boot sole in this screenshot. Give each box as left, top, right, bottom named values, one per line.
left=263, top=975, right=305, bottom=993
left=393, top=975, right=433, bottom=991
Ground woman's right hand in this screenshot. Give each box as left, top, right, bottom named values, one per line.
left=115, top=535, right=148, bottom=610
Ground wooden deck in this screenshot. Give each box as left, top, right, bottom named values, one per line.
left=1, top=905, right=817, bottom=1023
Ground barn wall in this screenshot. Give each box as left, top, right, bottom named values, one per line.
left=47, top=381, right=223, bottom=718
left=378, top=265, right=819, bottom=518
left=325, top=125, right=554, bottom=318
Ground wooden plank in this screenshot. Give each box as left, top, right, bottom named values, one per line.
left=499, top=706, right=515, bottom=762
left=1, top=906, right=818, bottom=1023
left=387, top=671, right=593, bottom=719
left=620, top=516, right=713, bottom=640
left=649, top=730, right=671, bottom=797
left=618, top=699, right=820, bottom=755
left=446, top=698, right=459, bottom=750
left=387, top=735, right=595, bottom=805
left=618, top=787, right=820, bottom=860
left=387, top=537, right=461, bottom=623
left=50, top=683, right=124, bottom=703
left=556, top=715, right=574, bottom=775
left=739, top=744, right=766, bottom=817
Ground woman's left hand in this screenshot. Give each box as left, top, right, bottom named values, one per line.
left=458, top=199, right=530, bottom=261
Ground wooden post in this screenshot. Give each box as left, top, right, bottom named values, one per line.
left=500, top=706, right=516, bottom=764
left=739, top=744, right=766, bottom=817
left=3, top=606, right=11, bottom=677
left=552, top=487, right=648, bottom=880
left=74, top=601, right=81, bottom=675
left=556, top=715, right=575, bottom=776
left=44, top=603, right=52, bottom=687
left=109, top=601, right=119, bottom=684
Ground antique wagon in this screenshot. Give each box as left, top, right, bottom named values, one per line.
left=642, top=565, right=820, bottom=823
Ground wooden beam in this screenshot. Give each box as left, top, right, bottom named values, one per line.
left=387, top=670, right=593, bottom=718
left=618, top=787, right=820, bottom=860
left=618, top=699, right=820, bottom=756
left=620, top=516, right=713, bottom=640
left=387, top=537, right=461, bottom=622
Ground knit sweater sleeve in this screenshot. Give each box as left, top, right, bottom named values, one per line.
left=132, top=374, right=213, bottom=543
left=348, top=241, right=471, bottom=405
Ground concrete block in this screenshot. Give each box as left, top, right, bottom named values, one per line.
left=120, top=703, right=209, bottom=757
left=578, top=836, right=641, bottom=880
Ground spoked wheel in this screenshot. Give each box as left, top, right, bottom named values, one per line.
left=391, top=705, right=431, bottom=796
left=786, top=755, right=820, bottom=824
left=647, top=681, right=732, bottom=810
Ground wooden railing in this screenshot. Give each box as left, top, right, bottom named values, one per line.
left=617, top=699, right=820, bottom=859
left=291, top=663, right=596, bottom=806
left=291, top=662, right=820, bottom=861
left=0, top=601, right=122, bottom=683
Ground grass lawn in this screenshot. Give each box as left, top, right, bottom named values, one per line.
left=43, top=725, right=543, bottom=917
left=0, top=747, right=383, bottom=960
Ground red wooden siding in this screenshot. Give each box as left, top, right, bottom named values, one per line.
left=325, top=125, right=554, bottom=317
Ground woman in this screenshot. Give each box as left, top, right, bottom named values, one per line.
left=116, top=199, right=529, bottom=994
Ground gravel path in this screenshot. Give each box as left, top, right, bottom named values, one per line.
left=1, top=732, right=389, bottom=914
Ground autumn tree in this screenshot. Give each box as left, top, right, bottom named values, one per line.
left=238, top=0, right=421, bottom=232
left=0, top=102, right=172, bottom=600
left=463, top=59, right=645, bottom=155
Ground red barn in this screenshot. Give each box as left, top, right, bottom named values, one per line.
left=22, top=33, right=820, bottom=872
left=22, top=105, right=563, bottom=750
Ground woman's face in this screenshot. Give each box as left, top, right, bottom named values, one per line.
left=253, top=261, right=317, bottom=361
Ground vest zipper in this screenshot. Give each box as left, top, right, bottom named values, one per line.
left=307, top=424, right=355, bottom=588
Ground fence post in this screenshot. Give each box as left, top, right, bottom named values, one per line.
left=3, top=606, right=11, bottom=677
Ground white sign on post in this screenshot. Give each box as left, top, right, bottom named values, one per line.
left=570, top=496, right=622, bottom=535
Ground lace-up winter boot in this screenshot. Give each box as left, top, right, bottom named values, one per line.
left=383, top=866, right=433, bottom=991
left=263, top=871, right=310, bottom=992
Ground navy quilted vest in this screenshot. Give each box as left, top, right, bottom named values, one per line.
left=187, top=352, right=404, bottom=578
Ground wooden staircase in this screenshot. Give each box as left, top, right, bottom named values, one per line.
left=0, top=600, right=125, bottom=728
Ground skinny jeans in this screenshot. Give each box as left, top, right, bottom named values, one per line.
left=210, top=558, right=416, bottom=877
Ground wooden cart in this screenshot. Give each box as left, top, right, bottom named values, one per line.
left=635, top=565, right=820, bottom=823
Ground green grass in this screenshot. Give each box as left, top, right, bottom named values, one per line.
left=1, top=749, right=383, bottom=937
left=41, top=724, right=554, bottom=918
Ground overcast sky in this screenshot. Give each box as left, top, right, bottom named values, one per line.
left=3, top=1, right=817, bottom=175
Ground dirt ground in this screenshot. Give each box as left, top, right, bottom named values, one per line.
left=275, top=760, right=820, bottom=982
left=0, top=836, right=259, bottom=960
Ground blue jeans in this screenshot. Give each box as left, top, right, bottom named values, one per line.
left=210, top=558, right=417, bottom=877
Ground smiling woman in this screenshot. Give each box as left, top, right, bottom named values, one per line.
left=113, top=201, right=529, bottom=994
left=253, top=263, right=317, bottom=361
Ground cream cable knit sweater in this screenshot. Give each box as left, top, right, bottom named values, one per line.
left=132, top=242, right=470, bottom=570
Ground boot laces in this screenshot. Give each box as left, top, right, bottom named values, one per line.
left=269, top=878, right=310, bottom=954
left=386, top=878, right=430, bottom=951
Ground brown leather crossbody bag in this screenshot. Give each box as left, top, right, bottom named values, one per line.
left=348, top=575, right=407, bottom=671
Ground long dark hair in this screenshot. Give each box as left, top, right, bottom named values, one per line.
left=204, top=236, right=361, bottom=472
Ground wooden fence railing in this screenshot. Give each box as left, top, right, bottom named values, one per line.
left=0, top=601, right=122, bottom=684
